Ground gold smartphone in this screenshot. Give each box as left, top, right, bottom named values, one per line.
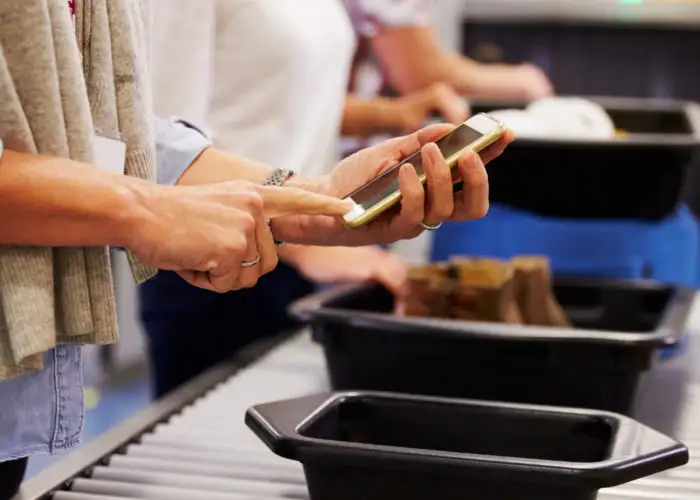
left=342, top=113, right=506, bottom=229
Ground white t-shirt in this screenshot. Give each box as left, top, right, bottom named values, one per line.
left=150, top=0, right=356, bottom=177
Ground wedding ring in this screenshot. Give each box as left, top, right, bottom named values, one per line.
left=240, top=254, right=261, bottom=268
left=420, top=221, right=443, bottom=231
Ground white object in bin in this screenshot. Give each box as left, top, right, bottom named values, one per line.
left=526, top=97, right=616, bottom=139
left=487, top=97, right=616, bottom=140
left=486, top=109, right=549, bottom=138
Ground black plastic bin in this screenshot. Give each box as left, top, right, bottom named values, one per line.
left=468, top=96, right=700, bottom=220
left=246, top=391, right=689, bottom=500
left=291, top=277, right=694, bottom=415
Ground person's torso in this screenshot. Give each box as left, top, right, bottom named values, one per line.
left=208, top=0, right=356, bottom=176
left=0, top=0, right=154, bottom=464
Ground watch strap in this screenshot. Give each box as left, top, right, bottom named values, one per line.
left=262, top=168, right=296, bottom=246
left=262, top=168, right=295, bottom=188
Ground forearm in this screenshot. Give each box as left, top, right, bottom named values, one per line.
left=176, top=147, right=272, bottom=186
left=341, top=95, right=405, bottom=137
left=154, top=117, right=272, bottom=187
left=441, top=52, right=485, bottom=96
left=372, top=29, right=483, bottom=97
left=0, top=149, right=149, bottom=247
left=370, top=26, right=453, bottom=94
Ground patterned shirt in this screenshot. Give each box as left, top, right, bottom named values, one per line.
left=344, top=0, right=432, bottom=99
left=341, top=0, right=433, bottom=153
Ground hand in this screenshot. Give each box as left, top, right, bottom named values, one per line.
left=464, top=62, right=554, bottom=100
left=281, top=245, right=409, bottom=296
left=389, top=82, right=469, bottom=132
left=127, top=181, right=352, bottom=292
left=273, top=123, right=515, bottom=247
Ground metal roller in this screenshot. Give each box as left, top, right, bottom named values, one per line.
left=123, top=444, right=302, bottom=471
left=106, top=456, right=305, bottom=484
left=69, top=478, right=283, bottom=499
left=17, top=327, right=700, bottom=500
left=88, top=467, right=309, bottom=497
left=52, top=494, right=134, bottom=500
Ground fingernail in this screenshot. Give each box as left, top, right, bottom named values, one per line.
left=424, top=142, right=439, bottom=161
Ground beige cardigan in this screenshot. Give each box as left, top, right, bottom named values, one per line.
left=0, top=0, right=156, bottom=380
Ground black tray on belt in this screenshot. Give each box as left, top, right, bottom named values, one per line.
left=468, top=96, right=700, bottom=220
left=291, top=277, right=695, bottom=414
left=247, top=391, right=689, bottom=500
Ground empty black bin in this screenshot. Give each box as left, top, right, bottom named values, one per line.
left=292, top=277, right=695, bottom=415
left=246, top=392, right=689, bottom=500
left=468, top=96, right=700, bottom=220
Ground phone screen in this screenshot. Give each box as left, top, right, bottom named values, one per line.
left=345, top=123, right=485, bottom=212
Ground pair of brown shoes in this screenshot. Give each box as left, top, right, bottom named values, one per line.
left=402, top=256, right=570, bottom=327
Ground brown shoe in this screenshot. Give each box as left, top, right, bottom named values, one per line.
left=511, top=256, right=570, bottom=327
left=447, top=257, right=523, bottom=324
left=403, top=263, right=453, bottom=318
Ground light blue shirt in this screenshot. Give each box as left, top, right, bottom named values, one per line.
left=0, top=117, right=211, bottom=462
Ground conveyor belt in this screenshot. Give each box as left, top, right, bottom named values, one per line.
left=18, top=316, right=700, bottom=500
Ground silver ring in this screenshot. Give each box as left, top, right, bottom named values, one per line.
left=240, top=254, right=261, bottom=268
left=420, top=221, right=443, bottom=231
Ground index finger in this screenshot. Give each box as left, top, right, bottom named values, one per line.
left=256, top=185, right=354, bottom=219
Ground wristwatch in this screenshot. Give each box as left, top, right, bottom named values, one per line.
left=262, top=168, right=296, bottom=246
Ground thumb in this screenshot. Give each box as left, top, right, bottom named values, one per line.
left=256, top=185, right=353, bottom=219
left=414, top=123, right=455, bottom=147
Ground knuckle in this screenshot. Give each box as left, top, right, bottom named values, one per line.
left=406, top=209, right=424, bottom=227
left=469, top=170, right=489, bottom=190
left=236, top=179, right=255, bottom=191
left=436, top=204, right=453, bottom=220
left=237, top=213, right=257, bottom=238
left=250, top=192, right=264, bottom=214
left=262, top=254, right=279, bottom=275
left=431, top=82, right=449, bottom=96
left=226, top=233, right=249, bottom=258
left=242, top=190, right=263, bottom=214
left=210, top=277, right=233, bottom=294
left=473, top=200, right=490, bottom=219
left=239, top=273, right=259, bottom=289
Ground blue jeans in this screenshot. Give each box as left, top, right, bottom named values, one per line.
left=139, top=263, right=313, bottom=398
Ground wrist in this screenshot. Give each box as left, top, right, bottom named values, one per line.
left=343, top=97, right=411, bottom=137
left=113, top=178, right=162, bottom=250
left=176, top=147, right=272, bottom=186
left=449, top=55, right=485, bottom=95
left=378, top=99, right=413, bottom=133
left=283, top=174, right=329, bottom=195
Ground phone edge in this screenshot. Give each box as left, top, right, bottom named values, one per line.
left=343, top=117, right=506, bottom=229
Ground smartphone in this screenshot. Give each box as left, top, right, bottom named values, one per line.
left=342, top=113, right=506, bottom=228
